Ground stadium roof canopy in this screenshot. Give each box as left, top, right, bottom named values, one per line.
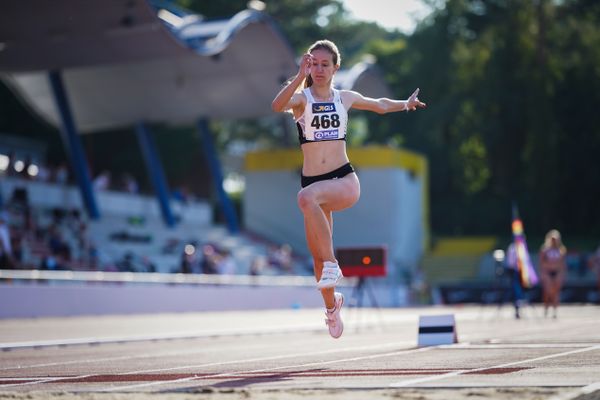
left=0, top=1, right=392, bottom=134
left=0, top=0, right=297, bottom=133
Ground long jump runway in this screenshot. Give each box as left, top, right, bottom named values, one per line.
left=1, top=305, right=599, bottom=399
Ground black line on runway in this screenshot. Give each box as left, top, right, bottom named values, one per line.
left=419, top=326, right=454, bottom=334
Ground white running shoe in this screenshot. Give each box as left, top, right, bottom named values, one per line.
left=325, top=292, right=344, bottom=339
left=317, top=261, right=343, bottom=289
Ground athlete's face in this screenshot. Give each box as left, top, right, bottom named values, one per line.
left=310, top=48, right=338, bottom=85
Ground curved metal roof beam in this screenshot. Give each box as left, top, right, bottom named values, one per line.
left=180, top=10, right=281, bottom=56
left=335, top=59, right=393, bottom=98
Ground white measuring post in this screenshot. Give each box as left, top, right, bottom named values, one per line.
left=418, top=314, right=457, bottom=347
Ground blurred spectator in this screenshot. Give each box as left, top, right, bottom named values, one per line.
left=121, top=172, right=139, bottom=194
left=6, top=151, right=17, bottom=177
left=200, top=244, right=219, bottom=274
left=162, top=238, right=180, bottom=255
left=87, top=241, right=100, bottom=270
left=10, top=186, right=29, bottom=209
left=217, top=249, right=236, bottom=275
left=73, top=220, right=92, bottom=268
left=40, top=253, right=66, bottom=271
left=47, top=224, right=71, bottom=261
left=250, top=254, right=268, bottom=276
left=8, top=186, right=33, bottom=232
left=10, top=229, right=26, bottom=269
left=93, top=170, right=111, bottom=191
left=36, top=163, right=51, bottom=182
left=54, top=162, right=69, bottom=184
left=0, top=211, right=13, bottom=269
left=20, top=155, right=33, bottom=180
left=588, top=244, right=600, bottom=299
left=180, top=244, right=199, bottom=274
left=539, top=229, right=567, bottom=318
left=268, top=244, right=293, bottom=273
left=118, top=252, right=135, bottom=272
left=505, top=242, right=524, bottom=319
left=172, top=186, right=189, bottom=205
left=140, top=256, right=157, bottom=273
left=409, top=265, right=429, bottom=305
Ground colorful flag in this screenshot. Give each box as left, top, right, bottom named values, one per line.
left=511, top=204, right=538, bottom=288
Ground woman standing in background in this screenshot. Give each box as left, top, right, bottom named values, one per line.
left=539, top=230, right=567, bottom=318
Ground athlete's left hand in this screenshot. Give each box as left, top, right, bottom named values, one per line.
left=406, top=88, right=427, bottom=111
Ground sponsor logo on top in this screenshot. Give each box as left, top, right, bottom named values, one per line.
left=312, top=103, right=336, bottom=113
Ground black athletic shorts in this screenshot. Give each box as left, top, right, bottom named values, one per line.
left=301, top=162, right=355, bottom=188
left=547, top=270, right=559, bottom=279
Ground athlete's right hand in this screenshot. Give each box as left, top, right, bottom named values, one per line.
left=298, top=53, right=314, bottom=78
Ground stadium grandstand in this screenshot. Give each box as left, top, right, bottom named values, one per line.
left=2, top=1, right=597, bottom=319
left=0, top=0, right=431, bottom=316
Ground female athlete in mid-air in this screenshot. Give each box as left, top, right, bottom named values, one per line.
left=272, top=39, right=426, bottom=338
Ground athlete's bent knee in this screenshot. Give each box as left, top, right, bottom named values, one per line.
left=297, top=189, right=317, bottom=213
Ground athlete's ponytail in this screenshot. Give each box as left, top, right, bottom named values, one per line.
left=305, top=74, right=313, bottom=88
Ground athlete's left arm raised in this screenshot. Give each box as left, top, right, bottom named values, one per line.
left=344, top=88, right=426, bottom=114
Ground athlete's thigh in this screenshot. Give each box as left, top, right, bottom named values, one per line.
left=303, top=173, right=360, bottom=211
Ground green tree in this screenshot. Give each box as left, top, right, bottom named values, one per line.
left=365, top=0, right=600, bottom=236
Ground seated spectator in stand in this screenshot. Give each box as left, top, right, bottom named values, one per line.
left=140, top=256, right=157, bottom=273
left=47, top=224, right=71, bottom=263
left=10, top=186, right=29, bottom=210
left=35, top=162, right=51, bottom=182
left=54, top=162, right=69, bottom=184
left=20, top=155, right=33, bottom=180
left=0, top=211, right=14, bottom=269
left=217, top=249, right=236, bottom=275
left=200, top=244, right=219, bottom=274
left=118, top=252, right=136, bottom=272
left=87, top=241, right=100, bottom=271
left=250, top=255, right=268, bottom=276
left=6, top=151, right=17, bottom=177
left=10, top=229, right=25, bottom=269
left=171, top=186, right=189, bottom=205
left=93, top=170, right=111, bottom=191
left=121, top=173, right=139, bottom=194
left=180, top=244, right=199, bottom=274
left=39, top=252, right=67, bottom=271
left=73, top=221, right=90, bottom=265
left=8, top=186, right=33, bottom=233
left=268, top=244, right=293, bottom=273
left=162, top=238, right=180, bottom=255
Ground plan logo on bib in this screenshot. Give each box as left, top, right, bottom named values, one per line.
left=314, top=129, right=339, bottom=140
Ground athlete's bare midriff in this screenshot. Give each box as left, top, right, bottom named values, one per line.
left=300, top=140, right=350, bottom=176
left=541, top=249, right=564, bottom=272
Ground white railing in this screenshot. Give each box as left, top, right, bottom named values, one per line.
left=0, top=269, right=353, bottom=287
